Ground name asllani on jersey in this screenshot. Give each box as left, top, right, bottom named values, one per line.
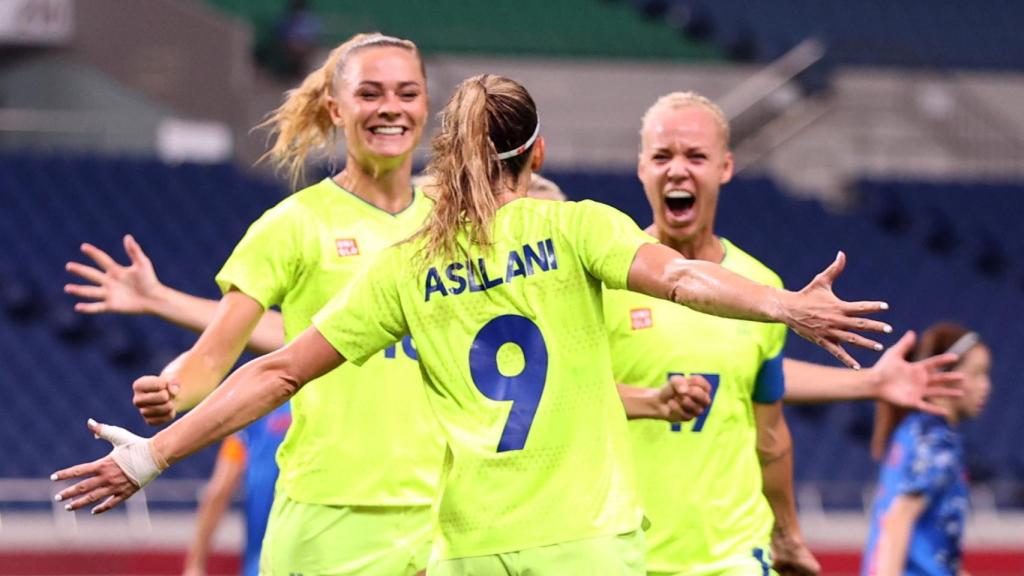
left=425, top=238, right=557, bottom=301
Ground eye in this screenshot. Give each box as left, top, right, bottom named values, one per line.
left=356, top=89, right=381, bottom=100
left=399, top=90, right=421, bottom=101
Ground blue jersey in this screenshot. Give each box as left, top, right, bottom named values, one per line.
left=237, top=402, right=291, bottom=576
left=863, top=413, right=969, bottom=576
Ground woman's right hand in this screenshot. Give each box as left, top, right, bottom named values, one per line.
left=65, top=234, right=164, bottom=315
left=133, top=375, right=180, bottom=426
left=781, top=252, right=892, bottom=369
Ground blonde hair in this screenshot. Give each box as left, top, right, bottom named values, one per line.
left=640, top=91, right=731, bottom=150
left=416, top=74, right=539, bottom=263
left=256, top=33, right=423, bottom=187
left=528, top=173, right=566, bottom=201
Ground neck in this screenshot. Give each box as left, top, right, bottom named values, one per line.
left=494, top=172, right=530, bottom=208
left=652, top=228, right=724, bottom=263
left=334, top=154, right=415, bottom=214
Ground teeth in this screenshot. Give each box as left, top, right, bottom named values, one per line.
left=666, top=190, right=694, bottom=200
left=371, top=126, right=404, bottom=135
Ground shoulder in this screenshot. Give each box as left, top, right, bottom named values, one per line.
left=255, top=179, right=327, bottom=224
left=722, top=238, right=783, bottom=289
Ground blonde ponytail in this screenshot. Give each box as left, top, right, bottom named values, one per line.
left=418, top=74, right=538, bottom=263
left=256, top=33, right=422, bottom=188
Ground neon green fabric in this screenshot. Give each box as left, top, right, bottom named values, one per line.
left=315, top=198, right=654, bottom=559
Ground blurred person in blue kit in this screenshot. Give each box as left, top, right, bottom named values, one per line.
left=863, top=322, right=992, bottom=576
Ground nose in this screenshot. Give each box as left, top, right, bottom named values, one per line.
left=377, top=91, right=402, bottom=118
left=665, top=156, right=690, bottom=182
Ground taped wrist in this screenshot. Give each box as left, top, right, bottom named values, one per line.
left=111, top=439, right=168, bottom=488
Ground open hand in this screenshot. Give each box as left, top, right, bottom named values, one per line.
left=51, top=419, right=158, bottom=514
left=65, top=234, right=163, bottom=315
left=783, top=252, right=891, bottom=369
left=873, top=330, right=964, bottom=416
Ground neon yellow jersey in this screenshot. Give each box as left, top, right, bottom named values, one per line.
left=603, top=238, right=787, bottom=574
left=314, top=198, right=654, bottom=560
left=215, top=177, right=444, bottom=507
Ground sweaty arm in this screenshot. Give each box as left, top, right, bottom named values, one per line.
left=626, top=244, right=890, bottom=369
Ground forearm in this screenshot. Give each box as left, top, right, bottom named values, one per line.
left=759, top=422, right=802, bottom=542
left=163, top=347, right=241, bottom=412
left=153, top=353, right=299, bottom=466
left=783, top=358, right=881, bottom=403
left=148, top=286, right=284, bottom=355
left=617, top=384, right=664, bottom=420
left=184, top=458, right=243, bottom=572
left=629, top=246, right=783, bottom=323
left=154, top=327, right=341, bottom=466
left=875, top=510, right=916, bottom=576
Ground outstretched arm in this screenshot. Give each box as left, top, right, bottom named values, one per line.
left=628, top=246, right=891, bottom=368
left=53, top=326, right=343, bottom=514
left=65, top=234, right=285, bottom=354
left=783, top=331, right=963, bottom=414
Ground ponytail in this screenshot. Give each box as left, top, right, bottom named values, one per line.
left=417, top=74, right=539, bottom=263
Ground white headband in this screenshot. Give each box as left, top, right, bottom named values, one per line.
left=945, top=331, right=980, bottom=360
left=495, top=122, right=540, bottom=160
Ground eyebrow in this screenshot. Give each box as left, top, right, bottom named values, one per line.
left=356, top=81, right=422, bottom=89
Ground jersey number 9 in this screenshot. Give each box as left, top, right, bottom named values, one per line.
left=469, top=315, right=549, bottom=452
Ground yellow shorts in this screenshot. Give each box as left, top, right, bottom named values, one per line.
left=648, top=547, right=776, bottom=576
left=259, top=494, right=432, bottom=576
left=429, top=529, right=646, bottom=576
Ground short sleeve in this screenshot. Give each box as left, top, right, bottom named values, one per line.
left=313, top=247, right=408, bottom=366
left=752, top=353, right=785, bottom=404
left=215, top=201, right=307, bottom=309
left=897, top=427, right=959, bottom=498
left=753, top=272, right=787, bottom=404
left=571, top=201, right=656, bottom=290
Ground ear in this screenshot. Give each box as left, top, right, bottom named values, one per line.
left=530, top=136, right=546, bottom=172
left=720, top=150, right=734, bottom=185
left=324, top=93, right=345, bottom=128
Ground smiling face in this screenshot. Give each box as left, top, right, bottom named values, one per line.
left=637, top=103, right=733, bottom=250
left=954, top=344, right=992, bottom=420
left=327, top=46, right=428, bottom=168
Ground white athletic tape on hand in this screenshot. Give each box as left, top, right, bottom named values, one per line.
left=90, top=419, right=167, bottom=488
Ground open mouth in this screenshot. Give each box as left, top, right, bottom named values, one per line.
left=665, top=190, right=696, bottom=218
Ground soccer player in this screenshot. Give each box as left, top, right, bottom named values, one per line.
left=862, top=323, right=990, bottom=576
left=70, top=33, right=444, bottom=576
left=182, top=403, right=290, bottom=576
left=54, top=74, right=891, bottom=575
left=605, top=91, right=816, bottom=576
left=605, top=91, right=969, bottom=576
